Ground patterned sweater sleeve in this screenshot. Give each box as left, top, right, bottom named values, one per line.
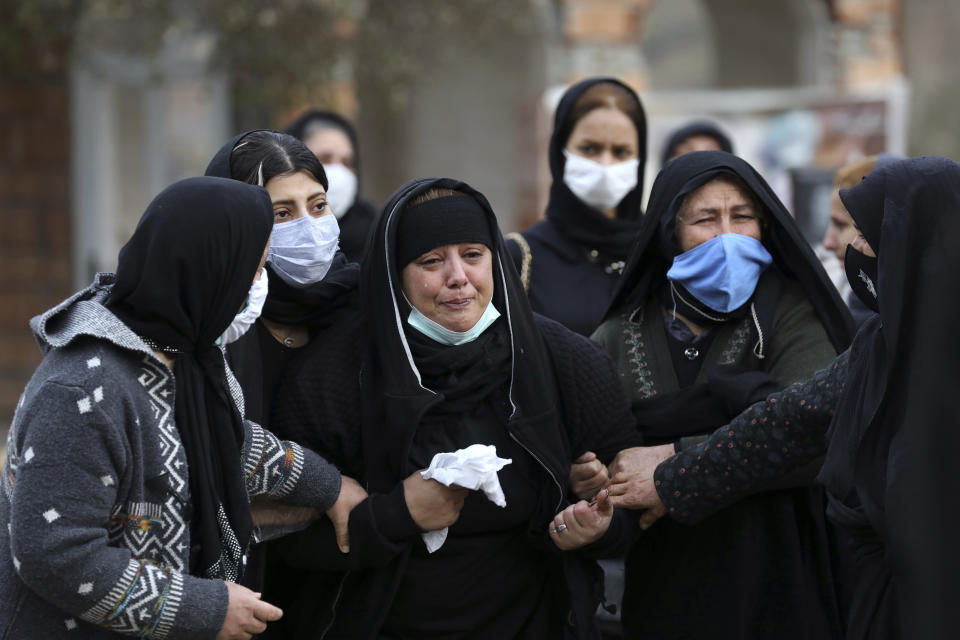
left=6, top=380, right=226, bottom=639
left=223, top=348, right=342, bottom=511
left=654, top=349, right=850, bottom=524
left=240, top=420, right=342, bottom=512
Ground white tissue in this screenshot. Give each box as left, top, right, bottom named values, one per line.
left=419, top=444, right=512, bottom=553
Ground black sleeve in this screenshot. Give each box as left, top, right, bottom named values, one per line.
left=654, top=349, right=850, bottom=524
left=537, top=315, right=644, bottom=464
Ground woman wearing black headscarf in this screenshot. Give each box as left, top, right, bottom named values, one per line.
left=204, top=130, right=360, bottom=429
left=506, top=77, right=647, bottom=337
left=659, top=119, right=734, bottom=166
left=589, top=151, right=855, bottom=639
left=267, top=177, right=644, bottom=638
left=204, top=130, right=366, bottom=613
left=0, top=177, right=345, bottom=639
left=284, top=109, right=379, bottom=261
left=614, top=156, right=960, bottom=638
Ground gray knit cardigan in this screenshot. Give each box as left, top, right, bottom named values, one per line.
left=0, top=274, right=342, bottom=639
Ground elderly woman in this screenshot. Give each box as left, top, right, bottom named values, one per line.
left=588, top=151, right=854, bottom=639
left=506, top=77, right=647, bottom=337
left=267, top=177, right=643, bottom=638
left=626, top=156, right=960, bottom=639
left=0, top=177, right=348, bottom=639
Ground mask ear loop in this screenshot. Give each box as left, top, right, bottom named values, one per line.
left=750, top=301, right=765, bottom=359
left=669, top=280, right=679, bottom=320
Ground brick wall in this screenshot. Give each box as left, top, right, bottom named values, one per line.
left=0, top=74, right=73, bottom=424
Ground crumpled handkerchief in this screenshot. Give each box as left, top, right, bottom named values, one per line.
left=419, top=444, right=512, bottom=553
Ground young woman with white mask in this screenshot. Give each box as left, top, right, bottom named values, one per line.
left=506, top=77, right=647, bottom=337
left=284, top=110, right=379, bottom=262
left=205, top=130, right=360, bottom=429
left=204, top=132, right=366, bottom=623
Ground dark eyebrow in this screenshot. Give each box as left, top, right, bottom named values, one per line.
left=272, top=191, right=326, bottom=207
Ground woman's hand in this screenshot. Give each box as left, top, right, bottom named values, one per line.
left=606, top=445, right=674, bottom=529
left=326, top=475, right=368, bottom=553
left=403, top=471, right=469, bottom=531
left=216, top=582, right=283, bottom=639
left=570, top=451, right=610, bottom=500
left=548, top=488, right=613, bottom=550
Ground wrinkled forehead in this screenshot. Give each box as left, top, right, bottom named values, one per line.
left=678, top=175, right=758, bottom=217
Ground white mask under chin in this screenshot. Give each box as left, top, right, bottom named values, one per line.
left=219, top=268, right=269, bottom=346
left=268, top=215, right=340, bottom=286
left=323, top=163, right=359, bottom=220
left=562, top=150, right=639, bottom=213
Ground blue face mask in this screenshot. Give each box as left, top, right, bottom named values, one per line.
left=407, top=301, right=502, bottom=346
left=666, top=233, right=772, bottom=313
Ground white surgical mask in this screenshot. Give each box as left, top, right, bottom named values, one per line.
left=407, top=301, right=501, bottom=346
left=219, top=268, right=269, bottom=346
left=323, top=163, right=359, bottom=220
left=562, top=150, right=639, bottom=213
left=268, top=215, right=340, bottom=287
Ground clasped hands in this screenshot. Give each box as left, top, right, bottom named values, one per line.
left=565, top=445, right=675, bottom=531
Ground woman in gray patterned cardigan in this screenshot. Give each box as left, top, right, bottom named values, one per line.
left=0, top=177, right=352, bottom=639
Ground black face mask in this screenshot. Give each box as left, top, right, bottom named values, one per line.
left=844, top=244, right=879, bottom=312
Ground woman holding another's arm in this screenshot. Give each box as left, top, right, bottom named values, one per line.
left=270, top=177, right=643, bottom=639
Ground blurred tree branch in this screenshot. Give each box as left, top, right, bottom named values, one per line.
left=2, top=0, right=536, bottom=123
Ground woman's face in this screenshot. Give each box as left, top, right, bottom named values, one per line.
left=676, top=178, right=763, bottom=252
left=265, top=170, right=331, bottom=224
left=401, top=243, right=494, bottom=332
left=565, top=107, right=639, bottom=166
left=305, top=127, right=355, bottom=171
left=823, top=192, right=859, bottom=262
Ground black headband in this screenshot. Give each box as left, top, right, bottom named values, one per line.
left=394, top=195, right=493, bottom=268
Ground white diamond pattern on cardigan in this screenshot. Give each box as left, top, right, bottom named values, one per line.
left=133, top=356, right=188, bottom=572
left=80, top=559, right=181, bottom=639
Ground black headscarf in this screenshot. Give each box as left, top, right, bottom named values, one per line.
left=107, top=176, right=273, bottom=580
left=605, top=151, right=854, bottom=441
left=204, top=131, right=360, bottom=329
left=817, top=157, right=960, bottom=638
left=284, top=110, right=380, bottom=261
left=360, top=178, right=566, bottom=492
left=545, top=77, right=647, bottom=261
left=659, top=120, right=734, bottom=166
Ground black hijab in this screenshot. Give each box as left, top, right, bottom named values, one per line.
left=107, top=176, right=273, bottom=580
left=204, top=130, right=360, bottom=328
left=659, top=120, right=734, bottom=166
left=817, top=157, right=960, bottom=637
left=545, top=77, right=647, bottom=261
left=360, top=178, right=564, bottom=492
left=605, top=151, right=853, bottom=441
